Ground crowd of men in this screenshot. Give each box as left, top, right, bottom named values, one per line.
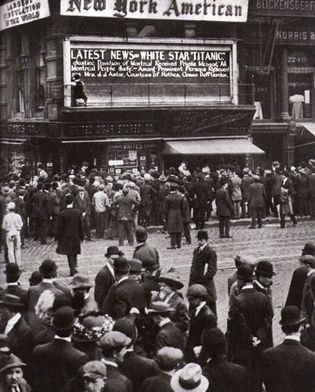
left=0, top=226, right=315, bottom=392
left=1, top=158, right=315, bottom=269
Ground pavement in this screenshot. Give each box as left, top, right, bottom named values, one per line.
left=1, top=216, right=315, bottom=345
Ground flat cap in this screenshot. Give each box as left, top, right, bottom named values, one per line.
left=99, top=331, right=131, bottom=351
left=79, top=361, right=107, bottom=379
left=128, top=258, right=143, bottom=274
left=187, top=284, right=208, bottom=299
left=156, top=347, right=183, bottom=368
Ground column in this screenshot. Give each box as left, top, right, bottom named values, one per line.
left=280, top=48, right=290, bottom=120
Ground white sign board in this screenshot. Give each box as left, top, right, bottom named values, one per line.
left=61, top=0, right=248, bottom=22
left=0, top=0, right=50, bottom=31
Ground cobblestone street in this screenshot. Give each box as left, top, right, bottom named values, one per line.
left=1, top=218, right=315, bottom=345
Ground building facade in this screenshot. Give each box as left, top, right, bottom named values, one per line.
left=0, top=0, right=314, bottom=177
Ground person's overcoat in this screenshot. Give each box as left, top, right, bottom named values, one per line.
left=94, top=264, right=116, bottom=309
left=215, top=188, right=233, bottom=217
left=248, top=182, right=266, bottom=208
left=56, top=207, right=84, bottom=255
left=165, top=192, right=184, bottom=233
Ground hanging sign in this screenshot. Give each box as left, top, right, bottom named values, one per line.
left=61, top=0, right=248, bottom=22
left=0, top=0, right=50, bottom=31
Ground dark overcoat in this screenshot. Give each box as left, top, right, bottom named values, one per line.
left=5, top=316, right=33, bottom=366
left=94, top=264, right=116, bottom=309
left=165, top=192, right=184, bottom=233
left=141, top=372, right=172, bottom=392
left=248, top=182, right=266, bottom=208
left=154, top=321, right=186, bottom=352
left=56, top=207, right=84, bottom=255
left=285, top=265, right=308, bottom=308
left=215, top=188, right=233, bottom=217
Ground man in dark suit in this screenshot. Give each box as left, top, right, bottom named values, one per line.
left=74, top=187, right=92, bottom=241
left=215, top=179, right=234, bottom=238
left=133, top=227, right=160, bottom=271
left=94, top=246, right=123, bottom=309
left=101, top=257, right=146, bottom=319
left=307, top=167, right=315, bottom=218
left=56, top=194, right=84, bottom=276
left=286, top=243, right=315, bottom=308
left=141, top=347, right=183, bottom=392
left=191, top=174, right=213, bottom=230
left=165, top=183, right=184, bottom=249
left=2, top=263, right=27, bottom=301
left=186, top=284, right=217, bottom=362
left=148, top=302, right=186, bottom=353
left=0, top=294, right=33, bottom=366
left=262, top=306, right=315, bottom=392
left=189, top=230, right=217, bottom=314
left=248, top=175, right=266, bottom=229
left=32, top=306, right=88, bottom=392
left=241, top=168, right=253, bottom=218
left=202, top=328, right=248, bottom=392
left=37, top=182, right=53, bottom=244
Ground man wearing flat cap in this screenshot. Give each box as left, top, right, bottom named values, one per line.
left=286, top=243, right=315, bottom=308
left=262, top=306, right=315, bottom=392
left=0, top=353, right=30, bottom=392
left=141, top=347, right=183, bottom=392
left=101, top=257, right=146, bottom=319
left=94, top=246, right=123, bottom=310
left=189, top=230, right=217, bottom=315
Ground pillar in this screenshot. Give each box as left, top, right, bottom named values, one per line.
left=280, top=48, right=290, bottom=120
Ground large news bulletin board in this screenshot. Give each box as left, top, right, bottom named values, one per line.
left=65, top=39, right=233, bottom=106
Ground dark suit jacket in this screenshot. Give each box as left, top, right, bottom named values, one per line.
left=101, top=278, right=146, bottom=319
left=115, top=195, right=138, bottom=221
left=165, top=192, right=184, bottom=233
left=3, top=283, right=27, bottom=301
left=262, top=339, right=315, bottom=392
left=105, top=363, right=133, bottom=392
left=74, top=193, right=91, bottom=215
left=38, top=190, right=53, bottom=220
left=0, top=378, right=31, bottom=392
left=285, top=265, right=308, bottom=308
left=203, top=358, right=248, bottom=392
left=155, top=321, right=186, bottom=352
left=5, top=316, right=33, bottom=365
left=32, top=338, right=88, bottom=392
left=215, top=188, right=233, bottom=217
left=133, top=243, right=160, bottom=269
left=141, top=372, right=172, bottom=392
left=307, top=173, right=315, bottom=197
left=189, top=245, right=217, bottom=302
left=248, top=182, right=266, bottom=208
left=119, top=351, right=159, bottom=391
left=94, top=265, right=116, bottom=309
left=56, top=207, right=84, bottom=255
left=192, top=180, right=213, bottom=207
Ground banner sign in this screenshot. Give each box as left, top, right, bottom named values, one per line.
left=61, top=0, right=248, bottom=22
left=250, top=0, right=315, bottom=17
left=0, top=0, right=50, bottom=31
left=277, top=26, right=315, bottom=44
left=67, top=42, right=231, bottom=105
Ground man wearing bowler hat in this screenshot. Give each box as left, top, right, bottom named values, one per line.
left=2, top=263, right=27, bottom=301
left=262, top=306, right=315, bottom=392
left=94, top=246, right=123, bottom=310
left=189, top=230, right=217, bottom=315
left=0, top=353, right=31, bottom=392
left=32, top=306, right=88, bottom=392
left=101, top=257, right=146, bottom=319
left=286, top=242, right=315, bottom=308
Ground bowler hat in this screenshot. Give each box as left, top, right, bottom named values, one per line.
left=99, top=331, right=131, bottom=352
left=4, top=263, right=21, bottom=278
left=39, top=259, right=57, bottom=278
left=236, top=264, right=254, bottom=282
left=128, top=259, right=143, bottom=274
left=148, top=301, right=174, bottom=315
left=171, top=363, right=209, bottom=392
left=79, top=361, right=107, bottom=380
left=113, top=317, right=138, bottom=343
left=302, top=243, right=315, bottom=256
left=105, top=246, right=123, bottom=258
left=280, top=306, right=305, bottom=327
left=0, top=354, right=26, bottom=374
left=255, top=260, right=275, bottom=278
left=29, top=271, right=43, bottom=286
left=156, top=347, right=183, bottom=369
left=197, top=230, right=208, bottom=241
left=135, top=227, right=148, bottom=242
left=299, top=255, right=315, bottom=268
left=158, top=269, right=184, bottom=290
left=187, top=284, right=208, bottom=299
left=113, top=257, right=130, bottom=273
left=0, top=294, right=24, bottom=308
left=53, top=306, right=75, bottom=331
left=71, top=273, right=93, bottom=290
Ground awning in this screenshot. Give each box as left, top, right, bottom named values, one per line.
left=163, top=137, right=265, bottom=155
left=297, top=122, right=315, bottom=137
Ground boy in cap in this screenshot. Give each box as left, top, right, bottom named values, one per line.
left=2, top=202, right=23, bottom=265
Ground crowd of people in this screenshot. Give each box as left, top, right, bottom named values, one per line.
left=1, top=158, right=315, bottom=269
left=0, top=227, right=315, bottom=392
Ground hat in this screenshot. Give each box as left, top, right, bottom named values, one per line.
left=4, top=263, right=21, bottom=278
left=71, top=273, right=93, bottom=290
left=113, top=257, right=130, bottom=273
left=236, top=264, right=254, bottom=281
left=171, top=363, right=209, bottom=392
left=1, top=186, right=10, bottom=195
left=135, top=227, right=148, bottom=242
left=128, top=259, right=143, bottom=274
left=302, top=243, right=315, bottom=256
left=113, top=317, right=138, bottom=343
left=255, top=260, right=275, bottom=278
left=105, top=176, right=113, bottom=182
left=18, top=189, right=26, bottom=196
left=202, top=328, right=226, bottom=358
left=159, top=174, right=167, bottom=182
left=98, top=184, right=105, bottom=190
left=243, top=167, right=250, bottom=174
left=144, top=173, right=152, bottom=181
left=197, top=230, right=208, bottom=241
left=99, top=331, right=131, bottom=351
left=79, top=361, right=107, bottom=380
left=105, top=246, right=124, bottom=258
left=7, top=202, right=15, bottom=210
left=156, top=347, right=183, bottom=369
left=39, top=259, right=57, bottom=278
left=280, top=306, right=305, bottom=327
left=234, top=255, right=245, bottom=267
left=0, top=354, right=26, bottom=374
left=252, top=175, right=260, bottom=181
left=0, top=294, right=24, bottom=309
left=53, top=306, right=75, bottom=331
left=148, top=301, right=174, bottom=315
left=299, top=255, right=315, bottom=268
left=72, top=315, right=114, bottom=343
left=187, top=284, right=208, bottom=299
left=29, top=271, right=43, bottom=286
left=158, top=269, right=184, bottom=290
left=299, top=168, right=308, bottom=175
